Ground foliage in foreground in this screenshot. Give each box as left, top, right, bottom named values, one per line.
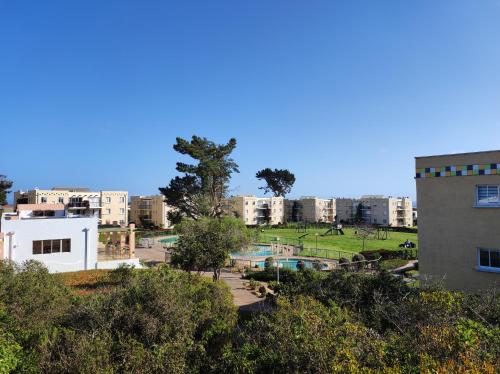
left=0, top=261, right=236, bottom=373
left=0, top=260, right=498, bottom=373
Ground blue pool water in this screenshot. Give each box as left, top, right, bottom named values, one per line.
left=231, top=244, right=274, bottom=257
left=159, top=236, right=178, bottom=244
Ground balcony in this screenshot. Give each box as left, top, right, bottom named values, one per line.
left=68, top=201, right=101, bottom=209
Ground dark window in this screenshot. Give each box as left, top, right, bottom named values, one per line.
left=52, top=239, right=61, bottom=253
left=479, top=249, right=490, bottom=267
left=33, top=240, right=42, bottom=254
left=478, top=248, right=500, bottom=270
left=62, top=239, right=71, bottom=252
left=42, top=240, right=52, bottom=254
left=491, top=251, right=500, bottom=268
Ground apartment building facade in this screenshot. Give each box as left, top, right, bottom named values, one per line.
left=14, top=188, right=128, bottom=226
left=416, top=150, right=500, bottom=292
left=227, top=195, right=285, bottom=225
left=285, top=197, right=336, bottom=223
left=336, top=196, right=412, bottom=227
left=130, top=195, right=174, bottom=229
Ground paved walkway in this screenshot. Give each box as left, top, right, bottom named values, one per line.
left=134, top=239, right=270, bottom=312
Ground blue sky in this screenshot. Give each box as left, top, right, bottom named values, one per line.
left=1, top=1, right=500, bottom=203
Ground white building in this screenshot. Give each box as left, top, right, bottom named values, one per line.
left=285, top=197, right=336, bottom=223
left=336, top=195, right=413, bottom=227
left=0, top=204, right=140, bottom=273
left=226, top=195, right=285, bottom=225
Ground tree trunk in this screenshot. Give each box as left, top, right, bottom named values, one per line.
left=213, top=268, right=221, bottom=281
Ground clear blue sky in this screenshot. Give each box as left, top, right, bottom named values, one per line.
left=2, top=1, right=500, bottom=203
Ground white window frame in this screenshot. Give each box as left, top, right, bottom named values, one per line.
left=475, top=185, right=500, bottom=207
left=105, top=208, right=111, bottom=215
left=477, top=248, right=500, bottom=273
left=105, top=197, right=111, bottom=204
left=119, top=208, right=125, bottom=214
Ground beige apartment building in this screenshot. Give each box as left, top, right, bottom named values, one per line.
left=416, top=150, right=500, bottom=292
left=14, top=188, right=128, bottom=226
left=285, top=197, right=336, bottom=223
left=336, top=196, right=412, bottom=227
left=227, top=195, right=285, bottom=225
left=130, top=195, right=174, bottom=229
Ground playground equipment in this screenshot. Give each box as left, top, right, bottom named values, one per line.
left=376, top=226, right=389, bottom=240
left=321, top=223, right=344, bottom=236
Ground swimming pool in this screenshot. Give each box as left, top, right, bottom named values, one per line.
left=231, top=244, right=274, bottom=257
left=159, top=236, right=178, bottom=244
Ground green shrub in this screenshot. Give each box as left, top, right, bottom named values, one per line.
left=264, top=257, right=274, bottom=270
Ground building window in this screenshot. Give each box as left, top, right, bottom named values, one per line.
left=32, top=240, right=42, bottom=254
left=105, top=197, right=111, bottom=203
left=477, top=248, right=500, bottom=272
left=120, top=197, right=125, bottom=203
left=41, top=197, right=47, bottom=203
left=62, top=239, right=71, bottom=252
left=119, top=208, right=125, bottom=214
left=105, top=208, right=111, bottom=214
left=32, top=239, right=71, bottom=254
left=58, top=197, right=64, bottom=203
left=476, top=185, right=500, bottom=206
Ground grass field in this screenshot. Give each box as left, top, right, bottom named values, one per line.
left=256, top=227, right=418, bottom=259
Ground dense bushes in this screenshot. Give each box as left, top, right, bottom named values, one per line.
left=0, top=260, right=498, bottom=373
left=0, top=261, right=236, bottom=373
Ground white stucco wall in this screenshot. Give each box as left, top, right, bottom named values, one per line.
left=1, top=216, right=98, bottom=273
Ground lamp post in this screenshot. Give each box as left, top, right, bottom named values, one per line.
left=315, top=233, right=319, bottom=255
left=276, top=237, right=280, bottom=284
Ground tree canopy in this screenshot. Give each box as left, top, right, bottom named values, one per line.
left=255, top=168, right=295, bottom=197
left=160, top=136, right=238, bottom=221
left=172, top=216, right=250, bottom=280
left=0, top=175, right=13, bottom=206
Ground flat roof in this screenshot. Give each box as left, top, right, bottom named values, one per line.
left=17, top=203, right=65, bottom=211
left=415, top=150, right=500, bottom=159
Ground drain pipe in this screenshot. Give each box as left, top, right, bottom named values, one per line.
left=6, top=232, right=14, bottom=261
left=83, top=228, right=89, bottom=270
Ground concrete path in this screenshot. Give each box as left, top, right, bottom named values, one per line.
left=200, top=270, right=271, bottom=313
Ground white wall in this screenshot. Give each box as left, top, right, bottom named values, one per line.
left=1, top=216, right=98, bottom=273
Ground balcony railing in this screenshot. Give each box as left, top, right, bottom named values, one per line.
left=68, top=201, right=101, bottom=209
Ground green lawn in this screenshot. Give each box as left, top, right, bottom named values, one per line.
left=255, top=227, right=418, bottom=259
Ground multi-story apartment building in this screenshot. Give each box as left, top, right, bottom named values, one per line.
left=336, top=195, right=412, bottom=227
left=227, top=195, right=285, bottom=225
left=285, top=197, right=336, bottom=223
left=130, top=195, right=174, bottom=229
left=416, top=150, right=500, bottom=292
left=14, top=188, right=128, bottom=226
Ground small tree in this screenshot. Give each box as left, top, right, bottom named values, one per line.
left=172, top=217, right=250, bottom=281
left=355, top=225, right=375, bottom=251
left=0, top=175, right=13, bottom=206
left=256, top=168, right=295, bottom=197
